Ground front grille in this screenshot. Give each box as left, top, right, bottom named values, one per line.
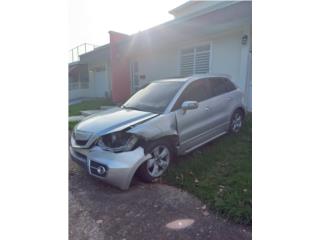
left=89, top=160, right=108, bottom=177
left=75, top=139, right=88, bottom=146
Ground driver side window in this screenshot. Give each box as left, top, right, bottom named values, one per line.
left=172, top=79, right=210, bottom=111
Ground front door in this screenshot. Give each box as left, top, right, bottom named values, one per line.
left=174, top=79, right=213, bottom=152
left=94, top=66, right=107, bottom=97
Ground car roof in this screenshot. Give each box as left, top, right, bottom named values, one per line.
left=153, top=73, right=232, bottom=83
left=188, top=73, right=232, bottom=80
left=153, top=77, right=189, bottom=83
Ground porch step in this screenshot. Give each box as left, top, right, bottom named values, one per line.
left=69, top=115, right=85, bottom=122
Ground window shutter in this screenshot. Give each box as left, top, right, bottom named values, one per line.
left=195, top=45, right=210, bottom=74
left=180, top=53, right=194, bottom=77
left=180, top=44, right=210, bottom=77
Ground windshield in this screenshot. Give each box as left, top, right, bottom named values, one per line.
left=123, top=81, right=184, bottom=113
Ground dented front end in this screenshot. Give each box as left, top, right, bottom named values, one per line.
left=70, top=107, right=179, bottom=190
left=128, top=112, right=178, bottom=141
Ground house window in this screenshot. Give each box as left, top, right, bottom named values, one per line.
left=69, top=75, right=89, bottom=90
left=180, top=44, right=211, bottom=77
left=80, top=78, right=89, bottom=89
left=69, top=76, right=79, bottom=90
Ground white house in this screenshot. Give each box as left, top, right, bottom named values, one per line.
left=69, top=45, right=111, bottom=101
left=69, top=1, right=252, bottom=110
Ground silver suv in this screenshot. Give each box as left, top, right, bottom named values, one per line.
left=70, top=74, right=245, bottom=190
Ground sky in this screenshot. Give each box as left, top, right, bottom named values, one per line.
left=68, top=0, right=187, bottom=49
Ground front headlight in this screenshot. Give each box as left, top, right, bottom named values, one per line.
left=96, top=131, right=138, bottom=152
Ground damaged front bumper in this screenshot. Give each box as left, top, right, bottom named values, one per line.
left=69, top=144, right=148, bottom=190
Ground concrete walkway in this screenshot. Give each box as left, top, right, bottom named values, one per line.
left=69, top=115, right=85, bottom=122
left=69, top=160, right=251, bottom=240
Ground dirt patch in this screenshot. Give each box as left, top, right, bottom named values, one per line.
left=69, top=160, right=251, bottom=240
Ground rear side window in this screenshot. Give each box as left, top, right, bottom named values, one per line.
left=223, top=78, right=236, bottom=92
left=172, top=79, right=211, bottom=111
left=207, top=77, right=236, bottom=98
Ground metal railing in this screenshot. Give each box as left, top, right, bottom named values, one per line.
left=69, top=43, right=98, bottom=63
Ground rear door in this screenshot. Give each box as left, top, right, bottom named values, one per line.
left=173, top=79, right=213, bottom=152
left=206, top=77, right=237, bottom=133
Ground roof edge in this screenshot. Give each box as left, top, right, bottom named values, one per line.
left=108, top=31, right=129, bottom=37
left=169, top=1, right=195, bottom=15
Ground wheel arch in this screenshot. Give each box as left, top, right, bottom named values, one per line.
left=236, top=106, right=246, bottom=117
left=231, top=106, right=246, bottom=120
left=141, top=134, right=179, bottom=155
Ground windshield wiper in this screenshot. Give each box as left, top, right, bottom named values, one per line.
left=122, top=105, right=142, bottom=111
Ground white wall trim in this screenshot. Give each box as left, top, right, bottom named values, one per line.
left=239, top=26, right=251, bottom=101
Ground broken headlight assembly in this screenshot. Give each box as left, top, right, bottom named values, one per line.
left=96, top=131, right=139, bottom=153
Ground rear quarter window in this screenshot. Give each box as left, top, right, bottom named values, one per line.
left=207, top=77, right=236, bottom=98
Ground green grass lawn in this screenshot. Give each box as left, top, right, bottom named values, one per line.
left=69, top=98, right=114, bottom=116
left=69, top=121, right=78, bottom=131
left=163, top=114, right=252, bottom=225
left=69, top=98, right=114, bottom=130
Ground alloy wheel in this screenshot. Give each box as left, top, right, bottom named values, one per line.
left=231, top=112, right=243, bottom=133
left=147, top=145, right=170, bottom=177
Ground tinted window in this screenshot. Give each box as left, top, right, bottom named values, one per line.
left=224, top=78, right=236, bottom=92
left=172, top=79, right=211, bottom=111
left=207, top=77, right=236, bottom=98
left=123, top=81, right=184, bottom=114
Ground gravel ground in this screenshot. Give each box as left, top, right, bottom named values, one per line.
left=69, top=160, right=251, bottom=240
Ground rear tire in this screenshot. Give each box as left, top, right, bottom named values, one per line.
left=229, top=109, right=244, bottom=133
left=137, top=140, right=173, bottom=182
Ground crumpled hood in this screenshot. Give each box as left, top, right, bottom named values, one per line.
left=75, top=107, right=158, bottom=135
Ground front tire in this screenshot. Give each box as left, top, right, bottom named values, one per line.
left=137, top=140, right=173, bottom=182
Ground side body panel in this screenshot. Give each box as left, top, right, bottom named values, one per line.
left=206, top=92, right=231, bottom=133
left=206, top=89, right=244, bottom=134
left=175, top=90, right=244, bottom=154
left=175, top=98, right=213, bottom=153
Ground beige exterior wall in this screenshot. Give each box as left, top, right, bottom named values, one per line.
left=132, top=46, right=180, bottom=89
left=133, top=24, right=252, bottom=109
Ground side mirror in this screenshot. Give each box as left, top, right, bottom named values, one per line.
left=181, top=101, right=199, bottom=113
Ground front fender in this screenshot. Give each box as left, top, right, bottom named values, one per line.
left=127, top=112, right=178, bottom=141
